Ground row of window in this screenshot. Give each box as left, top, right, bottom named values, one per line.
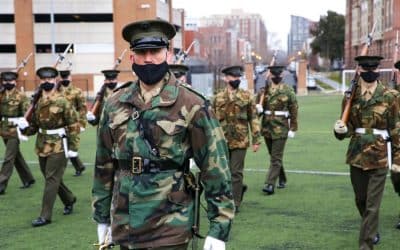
left=0, top=44, right=74, bottom=53
left=0, top=14, right=112, bottom=23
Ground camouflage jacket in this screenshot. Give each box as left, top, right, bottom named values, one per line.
left=23, top=91, right=80, bottom=157
left=335, top=83, right=400, bottom=170
left=213, top=88, right=261, bottom=149
left=92, top=73, right=234, bottom=248
left=260, top=83, right=298, bottom=139
left=0, top=89, right=29, bottom=139
left=61, top=84, right=87, bottom=128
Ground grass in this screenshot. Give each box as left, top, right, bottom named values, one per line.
left=1, top=94, right=400, bottom=249
left=327, top=71, right=342, bottom=83
left=315, top=79, right=335, bottom=90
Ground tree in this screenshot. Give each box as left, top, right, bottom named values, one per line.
left=310, top=11, right=345, bottom=66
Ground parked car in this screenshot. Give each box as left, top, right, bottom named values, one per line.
left=307, top=76, right=317, bottom=90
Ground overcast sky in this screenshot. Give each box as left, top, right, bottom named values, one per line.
left=173, top=0, right=346, bottom=50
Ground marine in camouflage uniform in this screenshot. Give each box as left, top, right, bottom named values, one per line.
left=59, top=70, right=87, bottom=176
left=23, top=67, right=80, bottom=227
left=0, top=71, right=35, bottom=194
left=213, top=65, right=261, bottom=213
left=92, top=19, right=234, bottom=250
left=86, top=70, right=120, bottom=126
left=334, top=56, right=400, bottom=249
left=258, top=66, right=298, bottom=195
left=390, top=60, right=400, bottom=230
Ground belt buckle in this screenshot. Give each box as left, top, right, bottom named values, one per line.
left=132, top=156, right=143, bottom=174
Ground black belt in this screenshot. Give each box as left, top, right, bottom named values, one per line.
left=117, top=157, right=181, bottom=174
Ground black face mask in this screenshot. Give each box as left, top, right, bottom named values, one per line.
left=360, top=71, right=380, bottom=83
left=40, top=82, right=55, bottom=91
left=132, top=61, right=169, bottom=85
left=3, top=83, right=15, bottom=90
left=106, top=81, right=118, bottom=90
left=271, top=76, right=282, bottom=84
left=228, top=79, right=241, bottom=89
left=60, top=80, right=70, bottom=87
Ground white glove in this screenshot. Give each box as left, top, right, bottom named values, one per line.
left=203, top=236, right=225, bottom=250
left=255, top=104, right=263, bottom=114
left=334, top=120, right=348, bottom=134
left=67, top=150, right=78, bottom=158
left=86, top=111, right=96, bottom=122
left=288, top=130, right=295, bottom=138
left=80, top=127, right=85, bottom=133
left=97, top=223, right=112, bottom=245
left=17, top=118, right=29, bottom=130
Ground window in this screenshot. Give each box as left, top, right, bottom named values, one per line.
left=0, top=14, right=14, bottom=23
left=35, top=44, right=74, bottom=53
left=34, top=13, right=113, bottom=23
left=0, top=44, right=16, bottom=53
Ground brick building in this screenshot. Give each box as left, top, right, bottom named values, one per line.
left=0, top=0, right=184, bottom=95
left=344, top=0, right=400, bottom=69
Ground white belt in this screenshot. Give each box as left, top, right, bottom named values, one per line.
left=1, top=116, right=20, bottom=123
left=355, top=128, right=389, bottom=139
left=355, top=128, right=392, bottom=169
left=39, top=128, right=68, bottom=157
left=38, top=128, right=66, bottom=136
left=264, top=110, right=289, bottom=117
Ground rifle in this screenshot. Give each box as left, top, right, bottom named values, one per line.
left=340, top=21, right=377, bottom=124
left=90, top=49, right=127, bottom=117
left=24, top=43, right=72, bottom=122
left=0, top=52, right=33, bottom=119
left=175, top=41, right=197, bottom=64
left=16, top=52, right=33, bottom=73
left=390, top=31, right=399, bottom=88
left=113, top=48, right=127, bottom=70
left=258, top=50, right=278, bottom=106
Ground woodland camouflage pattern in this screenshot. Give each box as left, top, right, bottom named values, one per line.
left=213, top=88, right=261, bottom=149
left=23, top=91, right=80, bottom=156
left=61, top=84, right=87, bottom=128
left=92, top=73, right=234, bottom=249
left=260, top=83, right=298, bottom=139
left=335, top=83, right=400, bottom=169
left=0, top=89, right=29, bottom=139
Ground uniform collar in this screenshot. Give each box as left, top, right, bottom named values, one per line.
left=120, top=72, right=178, bottom=108
left=360, top=81, right=377, bottom=96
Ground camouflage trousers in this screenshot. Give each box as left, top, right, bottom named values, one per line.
left=38, top=152, right=76, bottom=220
left=228, top=148, right=247, bottom=207
left=264, top=138, right=287, bottom=186
left=0, top=138, right=34, bottom=191
left=120, top=243, right=189, bottom=250
left=350, top=166, right=387, bottom=250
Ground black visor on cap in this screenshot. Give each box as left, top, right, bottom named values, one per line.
left=36, top=67, right=58, bottom=79
left=131, top=37, right=169, bottom=50
left=101, top=70, right=120, bottom=80
left=1, top=72, right=18, bottom=81
left=59, top=70, right=71, bottom=79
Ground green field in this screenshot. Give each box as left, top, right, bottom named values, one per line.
left=1, top=94, right=399, bottom=249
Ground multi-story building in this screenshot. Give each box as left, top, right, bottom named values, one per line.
left=0, top=0, right=184, bottom=94
left=198, top=9, right=268, bottom=65
left=287, top=15, right=312, bottom=58
left=345, top=0, right=400, bottom=69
